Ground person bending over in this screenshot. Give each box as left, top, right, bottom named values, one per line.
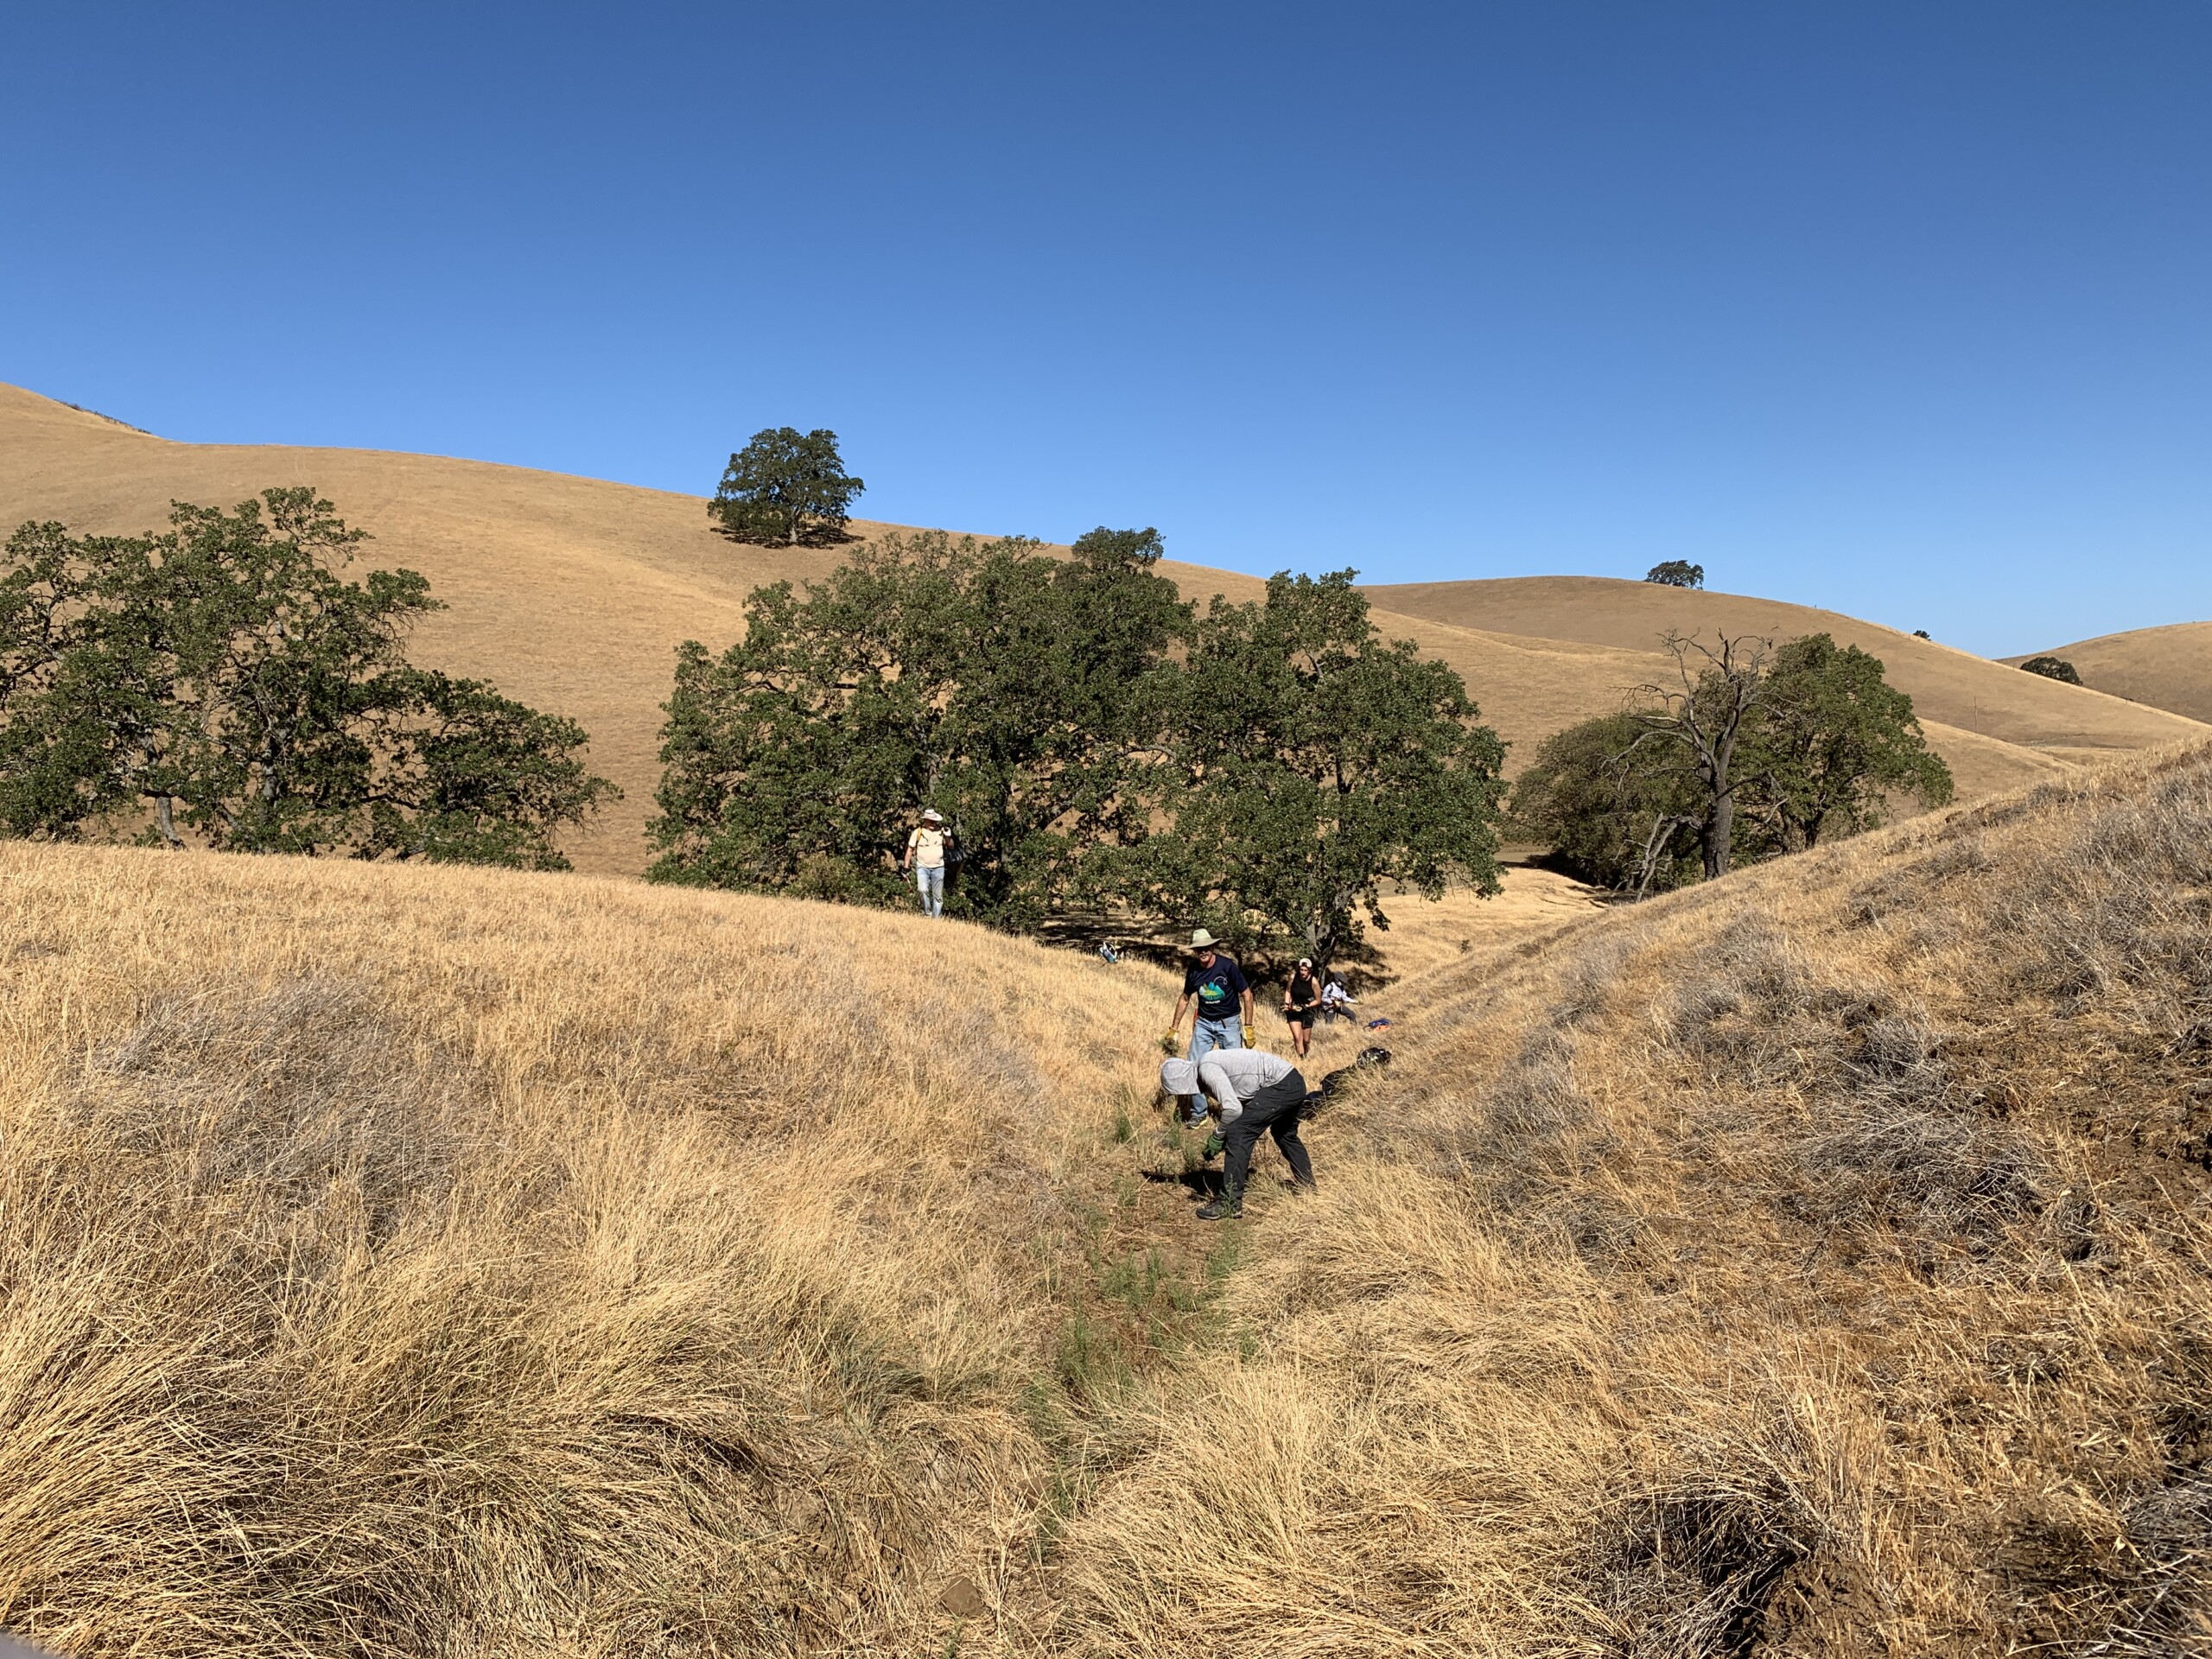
left=1160, top=1048, right=1316, bottom=1221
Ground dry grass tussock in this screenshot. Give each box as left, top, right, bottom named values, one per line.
left=1053, top=746, right=2212, bottom=1657
left=0, top=845, right=1244, bottom=1656
left=9, top=749, right=2212, bottom=1657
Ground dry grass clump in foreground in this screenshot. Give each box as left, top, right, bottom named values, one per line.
left=0, top=845, right=1211, bottom=1657
left=1052, top=747, right=2212, bottom=1657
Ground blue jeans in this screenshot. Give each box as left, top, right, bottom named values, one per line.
left=915, top=864, right=944, bottom=917
left=1185, top=1015, right=1243, bottom=1123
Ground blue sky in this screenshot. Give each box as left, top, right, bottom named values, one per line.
left=3, top=2, right=2206, bottom=654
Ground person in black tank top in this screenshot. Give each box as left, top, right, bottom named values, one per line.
left=1281, top=958, right=1321, bottom=1058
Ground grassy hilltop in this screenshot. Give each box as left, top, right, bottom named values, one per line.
left=4, top=743, right=2210, bottom=1655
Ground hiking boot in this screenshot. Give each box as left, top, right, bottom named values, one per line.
left=1194, top=1196, right=1242, bottom=1222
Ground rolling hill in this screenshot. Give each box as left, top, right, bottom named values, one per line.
left=2002, top=620, right=2212, bottom=727
left=1368, top=574, right=2208, bottom=768
left=4, top=382, right=2202, bottom=874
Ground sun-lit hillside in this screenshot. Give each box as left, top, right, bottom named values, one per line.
left=6, top=737, right=2209, bottom=1654
left=1370, top=574, right=2208, bottom=768
left=8, top=383, right=2197, bottom=879
left=1053, top=744, right=2212, bottom=1656
left=0, top=837, right=1181, bottom=1656
left=2005, top=620, right=2212, bottom=727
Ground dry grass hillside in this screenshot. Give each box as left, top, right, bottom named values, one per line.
left=1371, top=575, right=2207, bottom=772
left=7, top=383, right=2193, bottom=875
left=1058, top=745, right=2212, bottom=1657
left=6, top=746, right=2212, bottom=1656
left=2005, top=622, right=2212, bottom=728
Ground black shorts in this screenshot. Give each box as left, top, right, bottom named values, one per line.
left=1284, top=1007, right=1316, bottom=1027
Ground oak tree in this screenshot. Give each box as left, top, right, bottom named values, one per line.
left=0, top=491, right=614, bottom=867
left=709, top=428, right=865, bottom=546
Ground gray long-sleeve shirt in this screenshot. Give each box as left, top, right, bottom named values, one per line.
left=1195, top=1046, right=1298, bottom=1125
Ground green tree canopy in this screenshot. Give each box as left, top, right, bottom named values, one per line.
left=1741, top=632, right=1954, bottom=853
left=1510, top=632, right=1949, bottom=891
left=1645, top=560, right=1705, bottom=588
left=650, top=547, right=1506, bottom=957
left=1129, top=571, right=1506, bottom=965
left=1510, top=710, right=1706, bottom=893
left=0, top=490, right=615, bottom=867
left=709, top=428, right=865, bottom=546
left=649, top=528, right=1188, bottom=925
left=2019, top=655, right=2082, bottom=685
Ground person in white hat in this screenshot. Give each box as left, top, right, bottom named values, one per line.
left=1162, top=928, right=1253, bottom=1126
left=1160, top=1050, right=1315, bottom=1220
left=902, top=809, right=954, bottom=918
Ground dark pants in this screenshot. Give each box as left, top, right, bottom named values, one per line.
left=1223, top=1071, right=1314, bottom=1199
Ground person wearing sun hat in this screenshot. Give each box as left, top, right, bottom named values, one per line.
left=1161, top=928, right=1253, bottom=1127
left=902, top=808, right=954, bottom=918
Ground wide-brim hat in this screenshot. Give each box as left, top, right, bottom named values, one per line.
left=921, top=809, right=944, bottom=822
left=1188, top=928, right=1217, bottom=949
left=1160, top=1058, right=1198, bottom=1096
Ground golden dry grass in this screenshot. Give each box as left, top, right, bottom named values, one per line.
left=9, top=748, right=2212, bottom=1656
left=2005, top=621, right=2212, bottom=727
left=0, top=843, right=1198, bottom=1656
left=1051, top=743, right=2212, bottom=1656
left=8, top=382, right=2193, bottom=875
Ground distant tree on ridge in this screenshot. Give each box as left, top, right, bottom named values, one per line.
left=2020, top=656, right=2083, bottom=685
left=710, top=428, right=865, bottom=546
left=1645, top=560, right=1705, bottom=588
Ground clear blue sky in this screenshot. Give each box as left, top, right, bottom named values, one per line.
left=3, top=3, right=2206, bottom=654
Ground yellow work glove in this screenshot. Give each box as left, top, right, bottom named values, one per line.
left=1159, top=1029, right=1180, bottom=1055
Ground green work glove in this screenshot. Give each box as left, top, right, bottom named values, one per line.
left=1202, top=1132, right=1224, bottom=1160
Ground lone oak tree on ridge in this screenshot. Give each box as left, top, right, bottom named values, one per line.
left=709, top=428, right=866, bottom=547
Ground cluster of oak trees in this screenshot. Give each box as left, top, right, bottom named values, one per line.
left=1510, top=631, right=1953, bottom=894
left=0, top=490, right=613, bottom=867
left=649, top=528, right=1506, bottom=967
left=684, top=426, right=1955, bottom=945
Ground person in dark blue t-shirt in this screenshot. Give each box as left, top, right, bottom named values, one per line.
left=1166, top=928, right=1254, bottom=1127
